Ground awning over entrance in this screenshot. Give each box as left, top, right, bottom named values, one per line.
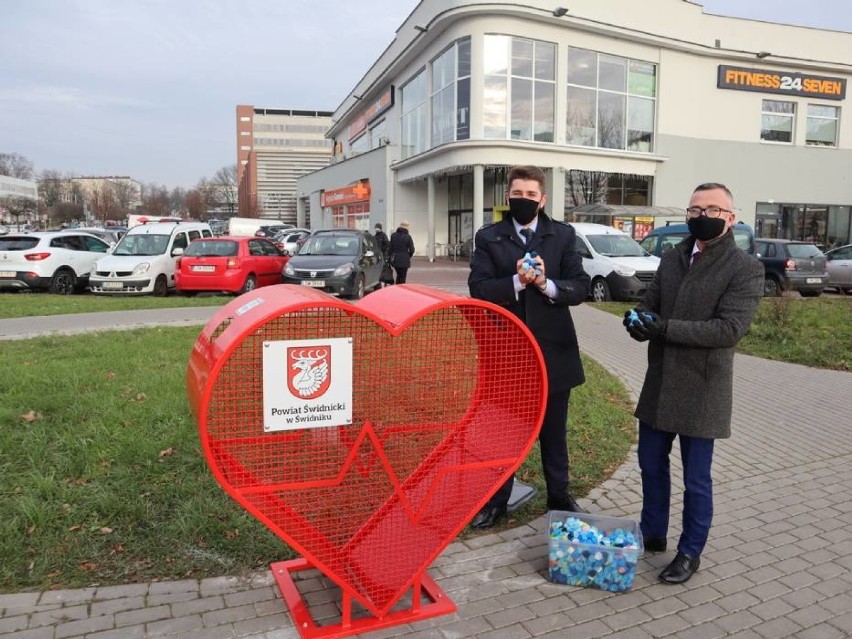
left=570, top=204, right=684, bottom=217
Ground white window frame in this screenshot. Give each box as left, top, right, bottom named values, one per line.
left=760, top=100, right=796, bottom=145
left=565, top=47, right=657, bottom=152
left=805, top=104, right=839, bottom=147
left=483, top=35, right=556, bottom=143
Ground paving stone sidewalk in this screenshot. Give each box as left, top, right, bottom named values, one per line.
left=2, top=263, right=851, bottom=638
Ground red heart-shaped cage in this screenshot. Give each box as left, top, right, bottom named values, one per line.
left=187, top=283, right=547, bottom=617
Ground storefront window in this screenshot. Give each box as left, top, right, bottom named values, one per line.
left=422, top=38, right=472, bottom=149
left=565, top=170, right=652, bottom=210
left=331, top=206, right=345, bottom=228
left=761, top=100, right=795, bottom=143
left=566, top=47, right=656, bottom=151
left=484, top=35, right=556, bottom=143
left=432, top=44, right=456, bottom=146
left=401, top=69, right=428, bottom=159
left=806, top=104, right=839, bottom=147
left=827, top=206, right=851, bottom=246
left=347, top=203, right=370, bottom=230
left=369, top=118, right=387, bottom=150
left=350, top=133, right=369, bottom=155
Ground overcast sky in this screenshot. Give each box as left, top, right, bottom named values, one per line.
left=1, top=0, right=850, bottom=190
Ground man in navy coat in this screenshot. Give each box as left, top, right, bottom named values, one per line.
left=468, top=165, right=591, bottom=528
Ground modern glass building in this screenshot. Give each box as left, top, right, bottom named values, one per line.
left=297, top=0, right=852, bottom=256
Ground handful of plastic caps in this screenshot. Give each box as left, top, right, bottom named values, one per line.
left=522, top=251, right=542, bottom=276
left=626, top=308, right=653, bottom=329
left=548, top=516, right=641, bottom=592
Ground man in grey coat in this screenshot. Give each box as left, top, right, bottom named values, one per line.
left=624, top=183, right=763, bottom=584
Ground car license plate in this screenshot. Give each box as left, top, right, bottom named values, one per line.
left=806, top=277, right=822, bottom=284
left=192, top=265, right=215, bottom=272
left=0, top=271, right=14, bottom=278
left=102, top=282, right=124, bottom=290
left=302, top=280, right=325, bottom=288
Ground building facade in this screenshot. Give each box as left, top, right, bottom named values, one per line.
left=0, top=174, right=39, bottom=225
left=236, top=106, right=334, bottom=225
left=71, top=176, right=142, bottom=209
left=0, top=174, right=38, bottom=202
left=297, top=0, right=852, bottom=258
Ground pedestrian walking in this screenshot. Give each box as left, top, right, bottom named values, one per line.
left=389, top=221, right=415, bottom=284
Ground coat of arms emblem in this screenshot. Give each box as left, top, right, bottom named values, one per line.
left=287, top=347, right=331, bottom=399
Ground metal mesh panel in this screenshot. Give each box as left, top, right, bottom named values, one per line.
left=197, top=299, right=545, bottom=615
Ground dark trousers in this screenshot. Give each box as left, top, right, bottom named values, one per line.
left=488, top=390, right=571, bottom=509
left=393, top=266, right=409, bottom=284
left=638, top=421, right=715, bottom=557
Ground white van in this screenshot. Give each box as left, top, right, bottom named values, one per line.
left=89, top=221, right=211, bottom=295
left=571, top=222, right=660, bottom=302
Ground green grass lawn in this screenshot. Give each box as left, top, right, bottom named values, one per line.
left=591, top=297, right=851, bottom=371
left=0, top=328, right=635, bottom=592
left=0, top=293, right=226, bottom=319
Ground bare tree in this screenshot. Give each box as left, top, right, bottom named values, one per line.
left=52, top=202, right=84, bottom=226
left=169, top=187, right=187, bottom=215
left=111, top=180, right=138, bottom=212
left=141, top=183, right=171, bottom=217
left=214, top=164, right=237, bottom=216
left=0, top=152, right=35, bottom=179
left=184, top=189, right=207, bottom=219
left=38, top=169, right=65, bottom=209
left=566, top=170, right=610, bottom=208
left=1, top=195, right=37, bottom=227
left=90, top=183, right=118, bottom=224
left=196, top=177, right=218, bottom=214
left=68, top=180, right=85, bottom=207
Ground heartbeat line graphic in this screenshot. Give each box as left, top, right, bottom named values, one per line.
left=211, top=420, right=519, bottom=525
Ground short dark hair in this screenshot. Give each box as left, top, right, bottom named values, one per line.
left=375, top=223, right=382, bottom=230
left=694, top=182, right=733, bottom=203
left=508, top=165, right=547, bottom=191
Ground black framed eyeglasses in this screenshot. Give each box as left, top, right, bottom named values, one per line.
left=685, top=206, right=733, bottom=219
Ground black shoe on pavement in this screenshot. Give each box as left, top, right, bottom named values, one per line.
left=644, top=537, right=667, bottom=553
left=470, top=505, right=507, bottom=529
left=659, top=552, right=700, bottom=584
left=547, top=495, right=588, bottom=514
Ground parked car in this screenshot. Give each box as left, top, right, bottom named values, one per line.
left=571, top=223, right=660, bottom=302
left=0, top=231, right=110, bottom=293
left=823, top=243, right=852, bottom=294
left=228, top=217, right=275, bottom=237
left=175, top=236, right=289, bottom=295
left=76, top=226, right=127, bottom=247
left=255, top=224, right=292, bottom=239
left=208, top=219, right=228, bottom=236
left=639, top=222, right=756, bottom=258
left=282, top=229, right=383, bottom=299
left=272, top=228, right=311, bottom=255
left=754, top=239, right=828, bottom=297
left=89, top=221, right=212, bottom=295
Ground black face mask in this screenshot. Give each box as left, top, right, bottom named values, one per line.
left=687, top=216, right=726, bottom=242
left=508, top=198, right=540, bottom=226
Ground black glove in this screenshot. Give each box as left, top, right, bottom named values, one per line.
left=627, top=325, right=649, bottom=342
left=633, top=311, right=668, bottom=341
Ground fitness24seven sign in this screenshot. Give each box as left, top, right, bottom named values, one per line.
left=262, top=337, right=353, bottom=431
left=718, top=65, right=847, bottom=101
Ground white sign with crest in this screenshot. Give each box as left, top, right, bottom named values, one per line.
left=262, top=337, right=353, bottom=432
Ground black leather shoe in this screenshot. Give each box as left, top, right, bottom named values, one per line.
left=644, top=537, right=667, bottom=553
left=659, top=552, right=700, bottom=584
left=547, top=495, right=588, bottom=514
left=470, top=505, right=507, bottom=529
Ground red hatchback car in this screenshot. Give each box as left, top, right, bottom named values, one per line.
left=175, top=236, right=289, bottom=295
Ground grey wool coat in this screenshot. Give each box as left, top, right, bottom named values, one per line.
left=634, top=229, right=764, bottom=439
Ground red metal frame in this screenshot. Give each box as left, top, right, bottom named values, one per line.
left=187, top=283, right=547, bottom=634
left=271, top=557, right=456, bottom=639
